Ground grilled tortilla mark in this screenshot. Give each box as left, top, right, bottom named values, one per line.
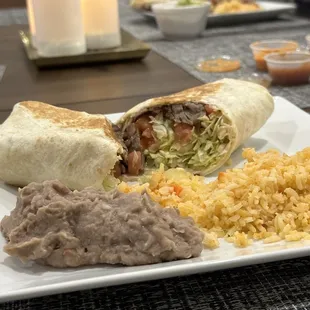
left=152, top=83, right=222, bottom=106
left=20, top=101, right=119, bottom=144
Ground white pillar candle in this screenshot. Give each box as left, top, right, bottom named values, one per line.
left=32, top=0, right=86, bottom=57
left=82, top=0, right=121, bottom=50
left=26, top=0, right=37, bottom=48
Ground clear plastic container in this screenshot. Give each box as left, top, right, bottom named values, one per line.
left=81, top=0, right=121, bottom=50
left=32, top=0, right=86, bottom=57
left=250, top=40, right=298, bottom=71
left=264, top=51, right=310, bottom=85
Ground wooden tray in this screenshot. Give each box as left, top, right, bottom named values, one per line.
left=19, top=29, right=151, bottom=68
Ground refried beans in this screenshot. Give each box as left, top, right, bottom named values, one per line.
left=1, top=180, right=204, bottom=268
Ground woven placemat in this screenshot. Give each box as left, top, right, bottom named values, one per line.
left=119, top=0, right=310, bottom=108
left=3, top=257, right=310, bottom=310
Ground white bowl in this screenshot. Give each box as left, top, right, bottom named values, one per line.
left=152, top=1, right=210, bottom=40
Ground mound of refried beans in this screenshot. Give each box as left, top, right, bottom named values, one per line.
left=1, top=180, right=204, bottom=267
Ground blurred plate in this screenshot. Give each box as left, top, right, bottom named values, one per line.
left=137, top=1, right=296, bottom=26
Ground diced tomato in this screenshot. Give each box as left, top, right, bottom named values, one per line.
left=135, top=114, right=153, bottom=133
left=218, top=172, right=226, bottom=182
left=140, top=127, right=157, bottom=150
left=141, top=127, right=153, bottom=139
left=140, top=136, right=156, bottom=150
left=173, top=123, right=193, bottom=144
left=205, top=105, right=214, bottom=115
left=128, top=151, right=143, bottom=176
left=172, top=184, right=183, bottom=196
left=135, top=114, right=158, bottom=150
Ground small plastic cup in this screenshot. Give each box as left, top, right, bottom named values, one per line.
left=264, top=51, right=310, bottom=86
left=250, top=40, right=299, bottom=71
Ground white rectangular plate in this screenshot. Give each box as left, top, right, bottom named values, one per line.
left=0, top=65, right=5, bottom=83
left=139, top=1, right=296, bottom=26
left=1, top=96, right=310, bottom=303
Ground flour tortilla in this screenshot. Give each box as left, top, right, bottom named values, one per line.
left=117, top=78, right=274, bottom=175
left=0, top=101, right=123, bottom=190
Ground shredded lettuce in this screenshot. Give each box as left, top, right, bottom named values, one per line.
left=102, top=174, right=120, bottom=191
left=147, top=111, right=232, bottom=174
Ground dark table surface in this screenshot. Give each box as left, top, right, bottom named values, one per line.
left=0, top=0, right=25, bottom=9
left=0, top=25, right=201, bottom=122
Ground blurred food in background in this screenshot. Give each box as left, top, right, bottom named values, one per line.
left=212, top=0, right=261, bottom=14
left=131, top=0, right=262, bottom=14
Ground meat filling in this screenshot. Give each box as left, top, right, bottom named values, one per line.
left=112, top=123, right=145, bottom=177
left=114, top=102, right=230, bottom=176
left=163, top=102, right=206, bottom=125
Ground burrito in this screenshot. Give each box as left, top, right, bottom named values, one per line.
left=117, top=78, right=274, bottom=176
left=0, top=101, right=124, bottom=190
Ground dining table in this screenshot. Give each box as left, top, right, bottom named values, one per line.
left=1, top=1, right=310, bottom=309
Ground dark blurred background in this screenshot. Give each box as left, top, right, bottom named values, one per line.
left=0, top=0, right=25, bottom=9
left=295, top=0, right=310, bottom=16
